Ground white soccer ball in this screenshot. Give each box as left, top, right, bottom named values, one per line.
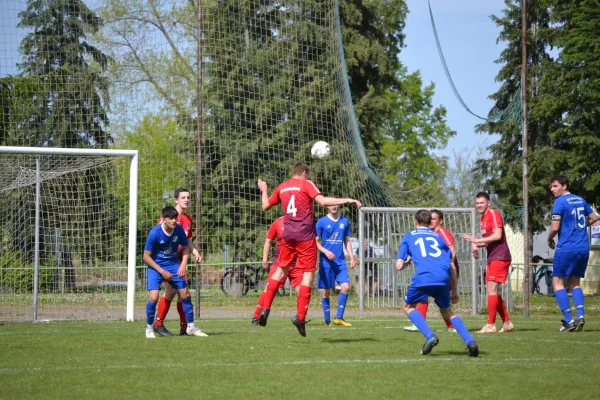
left=311, top=141, right=331, bottom=159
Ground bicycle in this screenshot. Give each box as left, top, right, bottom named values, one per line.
left=532, top=256, right=553, bottom=295
left=220, top=263, right=268, bottom=297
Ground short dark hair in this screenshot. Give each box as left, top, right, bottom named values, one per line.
left=161, top=205, right=179, bottom=219
left=415, top=209, right=432, bottom=226
left=292, top=162, right=310, bottom=176
left=430, top=209, right=444, bottom=221
left=174, top=188, right=190, bottom=199
left=551, top=175, right=569, bottom=189
left=475, top=191, right=490, bottom=201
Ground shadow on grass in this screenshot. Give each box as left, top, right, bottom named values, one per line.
left=320, top=337, right=380, bottom=344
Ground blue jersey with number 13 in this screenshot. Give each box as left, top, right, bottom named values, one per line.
left=552, top=194, right=593, bottom=252
left=398, top=227, right=451, bottom=287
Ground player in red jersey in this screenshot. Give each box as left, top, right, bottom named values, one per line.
left=464, top=192, right=514, bottom=333
left=153, top=188, right=206, bottom=337
left=257, top=162, right=361, bottom=336
left=404, top=209, right=459, bottom=333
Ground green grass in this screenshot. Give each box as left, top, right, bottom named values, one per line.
left=2, top=315, right=599, bottom=400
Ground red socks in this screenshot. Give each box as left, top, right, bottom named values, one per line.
left=497, top=295, right=509, bottom=322
left=155, top=297, right=171, bottom=327
left=176, top=301, right=187, bottom=329
left=262, top=279, right=281, bottom=311
left=417, top=302, right=428, bottom=319
left=487, top=294, right=499, bottom=324
left=253, top=293, right=266, bottom=319
left=297, top=285, right=312, bottom=322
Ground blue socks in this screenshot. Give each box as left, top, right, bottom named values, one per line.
left=181, top=297, right=194, bottom=323
left=336, top=293, right=348, bottom=320
left=555, top=289, right=573, bottom=323
left=146, top=300, right=157, bottom=325
left=572, top=287, right=584, bottom=320
left=322, top=297, right=331, bottom=324
left=450, top=316, right=475, bottom=344
left=408, top=309, right=434, bottom=339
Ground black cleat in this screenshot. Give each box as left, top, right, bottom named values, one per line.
left=258, top=308, right=270, bottom=327
left=467, top=341, right=479, bottom=357
left=153, top=324, right=173, bottom=337
left=559, top=319, right=576, bottom=332
left=180, top=322, right=188, bottom=336
left=420, top=334, right=439, bottom=355
left=291, top=315, right=307, bottom=337
left=574, top=317, right=585, bottom=332
left=251, top=318, right=260, bottom=327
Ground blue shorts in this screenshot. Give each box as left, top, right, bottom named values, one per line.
left=147, top=267, right=188, bottom=291
left=317, top=262, right=349, bottom=289
left=552, top=251, right=589, bottom=278
left=404, top=285, right=450, bottom=309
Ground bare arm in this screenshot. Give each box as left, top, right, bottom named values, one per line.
left=450, top=267, right=459, bottom=304
left=464, top=227, right=503, bottom=246
left=143, top=250, right=173, bottom=280
left=345, top=236, right=355, bottom=269
left=257, top=180, right=273, bottom=211
left=395, top=259, right=406, bottom=272
left=548, top=220, right=561, bottom=249
left=317, top=237, right=335, bottom=261
left=177, top=246, right=190, bottom=277
left=588, top=213, right=600, bottom=224
left=262, top=239, right=272, bottom=269
left=449, top=244, right=458, bottom=271
left=314, top=194, right=361, bottom=208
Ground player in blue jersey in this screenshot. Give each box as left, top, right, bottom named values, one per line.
left=143, top=206, right=207, bottom=338
left=396, top=210, right=479, bottom=357
left=316, top=205, right=355, bottom=327
left=548, top=176, right=599, bottom=332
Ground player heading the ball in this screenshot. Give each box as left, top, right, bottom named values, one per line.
left=257, top=162, right=361, bottom=336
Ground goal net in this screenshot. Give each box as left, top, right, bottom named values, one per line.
left=0, top=148, right=138, bottom=322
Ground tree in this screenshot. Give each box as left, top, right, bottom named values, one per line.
left=16, top=0, right=112, bottom=147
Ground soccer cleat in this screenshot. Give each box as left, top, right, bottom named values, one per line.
left=250, top=318, right=260, bottom=327
left=333, top=318, right=352, bottom=327
left=324, top=321, right=332, bottom=327
left=499, top=321, right=514, bottom=333
left=403, top=324, right=420, bottom=332
left=179, top=329, right=188, bottom=336
left=574, top=318, right=585, bottom=332
left=258, top=308, right=270, bottom=327
left=477, top=324, right=497, bottom=333
left=153, top=324, right=173, bottom=337
left=291, top=315, right=307, bottom=337
left=420, top=334, right=439, bottom=355
left=447, top=328, right=457, bottom=333
left=180, top=322, right=188, bottom=335
left=559, top=319, right=576, bottom=332
left=467, top=341, right=479, bottom=357
left=145, top=329, right=156, bottom=339
left=186, top=326, right=209, bottom=337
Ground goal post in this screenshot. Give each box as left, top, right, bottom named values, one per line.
left=0, top=146, right=138, bottom=322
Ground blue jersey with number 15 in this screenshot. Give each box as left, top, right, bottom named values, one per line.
left=552, top=193, right=593, bottom=252
left=397, top=227, right=451, bottom=287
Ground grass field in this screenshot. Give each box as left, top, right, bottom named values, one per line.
left=2, top=313, right=600, bottom=400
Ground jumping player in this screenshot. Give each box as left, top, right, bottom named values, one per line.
left=153, top=188, right=204, bottom=336
left=397, top=210, right=479, bottom=357
left=404, top=209, right=459, bottom=333
left=144, top=206, right=206, bottom=338
left=464, top=192, right=514, bottom=333
left=548, top=176, right=599, bottom=332
left=316, top=205, right=355, bottom=327
left=257, top=162, right=361, bottom=336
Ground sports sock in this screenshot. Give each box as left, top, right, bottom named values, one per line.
left=322, top=297, right=331, bottom=323
left=416, top=302, right=428, bottom=320
left=262, top=279, right=282, bottom=311
left=487, top=294, right=499, bottom=324
left=155, top=297, right=171, bottom=327
left=335, top=292, right=348, bottom=320
left=253, top=293, right=265, bottom=319
left=181, top=297, right=194, bottom=323
left=497, top=295, right=509, bottom=322
left=572, top=287, right=584, bottom=320
left=444, top=317, right=454, bottom=329
left=450, top=316, right=475, bottom=345
left=297, top=285, right=312, bottom=322
left=555, top=289, right=573, bottom=323
left=146, top=300, right=157, bottom=325
left=176, top=300, right=187, bottom=329
left=407, top=309, right=434, bottom=339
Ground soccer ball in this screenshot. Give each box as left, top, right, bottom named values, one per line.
left=311, top=141, right=331, bottom=159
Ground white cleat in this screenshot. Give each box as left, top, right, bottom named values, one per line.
left=186, top=326, right=209, bottom=337
left=146, top=329, right=156, bottom=339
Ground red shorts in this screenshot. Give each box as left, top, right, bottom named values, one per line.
left=278, top=239, right=317, bottom=272
left=486, top=260, right=511, bottom=283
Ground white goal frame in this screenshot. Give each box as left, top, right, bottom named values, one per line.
left=0, top=146, right=139, bottom=321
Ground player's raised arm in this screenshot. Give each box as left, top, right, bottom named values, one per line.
left=257, top=179, right=273, bottom=211
left=314, top=194, right=361, bottom=209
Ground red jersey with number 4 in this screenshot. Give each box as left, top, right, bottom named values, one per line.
left=268, top=178, right=321, bottom=242
left=157, top=213, right=193, bottom=262
left=480, top=209, right=511, bottom=262
left=436, top=227, right=455, bottom=246
left=267, top=217, right=285, bottom=261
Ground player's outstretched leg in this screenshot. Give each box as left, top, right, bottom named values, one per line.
left=406, top=308, right=438, bottom=355
left=447, top=314, right=478, bottom=357
left=404, top=302, right=427, bottom=332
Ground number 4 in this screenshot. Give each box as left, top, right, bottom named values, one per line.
left=287, top=195, right=297, bottom=217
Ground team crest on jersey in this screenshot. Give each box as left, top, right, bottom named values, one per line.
left=327, top=225, right=331, bottom=229
left=174, top=237, right=179, bottom=243
left=340, top=223, right=345, bottom=229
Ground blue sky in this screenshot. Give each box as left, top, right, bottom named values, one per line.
left=401, top=0, right=506, bottom=158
